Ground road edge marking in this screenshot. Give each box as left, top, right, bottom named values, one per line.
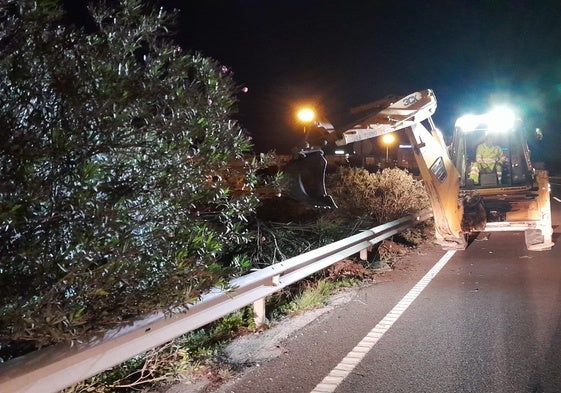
left=311, top=250, right=457, bottom=393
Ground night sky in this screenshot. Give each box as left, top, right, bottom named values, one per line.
left=162, top=0, right=561, bottom=162
left=68, top=1, right=561, bottom=165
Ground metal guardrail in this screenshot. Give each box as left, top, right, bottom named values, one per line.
left=0, top=209, right=433, bottom=393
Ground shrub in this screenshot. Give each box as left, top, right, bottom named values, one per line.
left=326, top=167, right=430, bottom=224
left=0, top=0, right=259, bottom=352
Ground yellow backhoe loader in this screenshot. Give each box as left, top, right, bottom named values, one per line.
left=285, top=89, right=553, bottom=251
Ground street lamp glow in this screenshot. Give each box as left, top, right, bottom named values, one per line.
left=382, top=133, right=396, bottom=162
left=297, top=108, right=315, bottom=123
left=296, top=107, right=315, bottom=147
left=382, top=133, right=395, bottom=145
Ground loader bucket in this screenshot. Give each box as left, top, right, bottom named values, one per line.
left=282, top=149, right=337, bottom=208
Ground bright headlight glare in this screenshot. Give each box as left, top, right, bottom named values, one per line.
left=487, top=106, right=515, bottom=132
left=455, top=114, right=481, bottom=131
left=456, top=107, right=516, bottom=132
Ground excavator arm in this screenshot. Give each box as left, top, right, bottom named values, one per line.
left=335, top=89, right=466, bottom=249
left=285, top=89, right=467, bottom=249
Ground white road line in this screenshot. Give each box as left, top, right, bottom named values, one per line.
left=311, top=250, right=457, bottom=393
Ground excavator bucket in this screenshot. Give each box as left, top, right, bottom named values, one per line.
left=282, top=149, right=337, bottom=208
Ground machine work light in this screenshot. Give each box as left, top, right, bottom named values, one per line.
left=455, top=106, right=516, bottom=133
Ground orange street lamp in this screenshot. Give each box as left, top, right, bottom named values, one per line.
left=297, top=107, right=315, bottom=124
left=382, top=133, right=396, bottom=162
left=296, top=107, right=315, bottom=143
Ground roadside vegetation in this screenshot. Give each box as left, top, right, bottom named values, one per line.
left=60, top=166, right=432, bottom=392
left=0, top=1, right=432, bottom=391
left=1, top=0, right=273, bottom=358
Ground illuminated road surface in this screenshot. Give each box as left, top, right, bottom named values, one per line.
left=206, top=182, right=561, bottom=393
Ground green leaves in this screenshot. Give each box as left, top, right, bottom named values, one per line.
left=0, top=0, right=259, bottom=352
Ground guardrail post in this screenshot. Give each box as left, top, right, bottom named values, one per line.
left=360, top=246, right=372, bottom=261
left=253, top=274, right=280, bottom=328
left=253, top=298, right=266, bottom=328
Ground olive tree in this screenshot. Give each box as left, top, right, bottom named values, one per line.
left=0, top=0, right=259, bottom=351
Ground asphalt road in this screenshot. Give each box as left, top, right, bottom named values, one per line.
left=207, top=181, right=561, bottom=393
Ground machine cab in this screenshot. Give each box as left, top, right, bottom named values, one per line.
left=450, top=107, right=534, bottom=193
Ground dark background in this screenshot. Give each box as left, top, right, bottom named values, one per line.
left=66, top=1, right=561, bottom=166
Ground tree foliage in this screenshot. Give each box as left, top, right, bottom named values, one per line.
left=0, top=0, right=259, bottom=351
